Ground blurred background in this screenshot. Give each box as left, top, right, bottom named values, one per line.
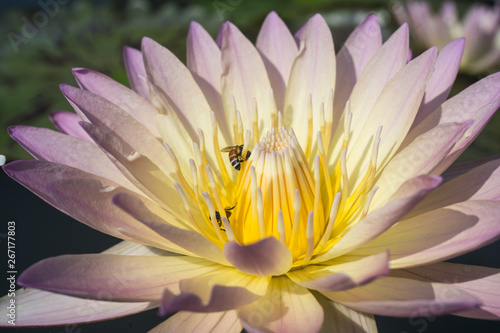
left=0, top=0, right=499, bottom=332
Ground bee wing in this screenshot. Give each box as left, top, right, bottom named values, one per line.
left=221, top=146, right=235, bottom=152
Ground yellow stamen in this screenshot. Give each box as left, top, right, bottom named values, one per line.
left=210, top=111, right=233, bottom=190
left=270, top=88, right=278, bottom=130
left=163, top=143, right=195, bottom=200
left=277, top=210, right=286, bottom=245
left=303, top=211, right=315, bottom=264
left=257, top=187, right=265, bottom=240
left=304, top=94, right=313, bottom=158
left=253, top=98, right=259, bottom=144
left=221, top=216, right=235, bottom=242
left=202, top=192, right=225, bottom=243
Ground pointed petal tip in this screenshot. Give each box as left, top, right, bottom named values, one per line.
left=188, top=20, right=203, bottom=33
left=7, top=125, right=18, bottom=137
left=71, top=67, right=86, bottom=74
left=59, top=83, right=76, bottom=96
left=141, top=36, right=157, bottom=50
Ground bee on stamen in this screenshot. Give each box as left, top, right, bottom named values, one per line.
left=209, top=204, right=237, bottom=232
left=221, top=145, right=251, bottom=171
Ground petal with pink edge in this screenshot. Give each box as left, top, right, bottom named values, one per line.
left=411, top=38, right=464, bottom=130
left=49, top=110, right=92, bottom=142
left=223, top=237, right=293, bottom=277
left=256, top=11, right=298, bottom=111
left=160, top=267, right=269, bottom=314
left=334, top=14, right=381, bottom=122
left=312, top=175, right=441, bottom=263
left=73, top=67, right=160, bottom=137
left=0, top=240, right=160, bottom=327
left=113, top=192, right=229, bottom=265
left=80, top=121, right=189, bottom=217
left=187, top=22, right=231, bottom=143
left=0, top=288, right=157, bottom=327
left=221, top=22, right=274, bottom=132
left=348, top=47, right=437, bottom=183
left=123, top=46, right=151, bottom=101
left=350, top=200, right=500, bottom=269
left=284, top=14, right=336, bottom=143
left=141, top=37, right=217, bottom=154
left=323, top=276, right=481, bottom=317
left=18, top=254, right=220, bottom=301
left=409, top=158, right=500, bottom=217
left=344, top=23, right=408, bottom=154
left=2, top=160, right=175, bottom=251
left=432, top=101, right=500, bottom=175
left=149, top=310, right=241, bottom=333
left=8, top=125, right=136, bottom=191
left=60, top=84, right=176, bottom=178
left=238, top=276, right=324, bottom=333
left=287, top=251, right=389, bottom=292
left=397, top=262, right=500, bottom=319
left=373, top=121, right=472, bottom=209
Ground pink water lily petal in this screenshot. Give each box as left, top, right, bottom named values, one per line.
left=406, top=72, right=500, bottom=170
left=113, top=192, right=229, bottom=265
left=313, top=175, right=441, bottom=263
left=160, top=268, right=269, bottom=314
left=3, top=160, right=182, bottom=251
left=221, top=22, right=274, bottom=133
left=284, top=14, right=336, bottom=143
left=60, top=84, right=176, bottom=179
left=141, top=37, right=216, bottom=153
left=432, top=101, right=500, bottom=175
left=123, top=46, right=151, bottom=101
left=103, top=239, right=172, bottom=256
left=409, top=158, right=500, bottom=217
left=334, top=14, right=381, bottom=120
left=350, top=200, right=500, bottom=269
left=411, top=38, right=464, bottom=130
left=412, top=71, right=500, bottom=129
left=238, top=276, right=324, bottom=333
left=348, top=47, right=437, bottom=183
left=223, top=237, right=293, bottom=277
left=0, top=288, right=157, bottom=327
left=49, top=110, right=92, bottom=142
left=149, top=310, right=241, bottom=333
left=256, top=11, right=298, bottom=111
left=314, top=294, right=377, bottom=333
left=440, top=155, right=500, bottom=182
left=73, top=67, right=160, bottom=137
left=287, top=251, right=389, bottom=292
left=323, top=276, right=481, bottom=317
left=398, top=262, right=500, bottom=319
left=8, top=125, right=136, bottom=191
left=373, top=121, right=472, bottom=209
left=80, top=121, right=189, bottom=218
left=45, top=178, right=183, bottom=252
left=187, top=22, right=231, bottom=144
left=0, top=240, right=161, bottom=327
left=18, top=254, right=220, bottom=301
left=344, top=23, right=408, bottom=155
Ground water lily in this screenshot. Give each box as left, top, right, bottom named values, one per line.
left=393, top=0, right=500, bottom=75
left=2, top=11, right=500, bottom=332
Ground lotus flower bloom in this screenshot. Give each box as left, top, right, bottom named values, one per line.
left=393, top=1, right=500, bottom=75
left=3, top=11, right=500, bottom=332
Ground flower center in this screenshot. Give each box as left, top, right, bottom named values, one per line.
left=166, top=98, right=382, bottom=266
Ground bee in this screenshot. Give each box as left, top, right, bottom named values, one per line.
left=221, top=145, right=251, bottom=171
left=209, top=204, right=236, bottom=232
